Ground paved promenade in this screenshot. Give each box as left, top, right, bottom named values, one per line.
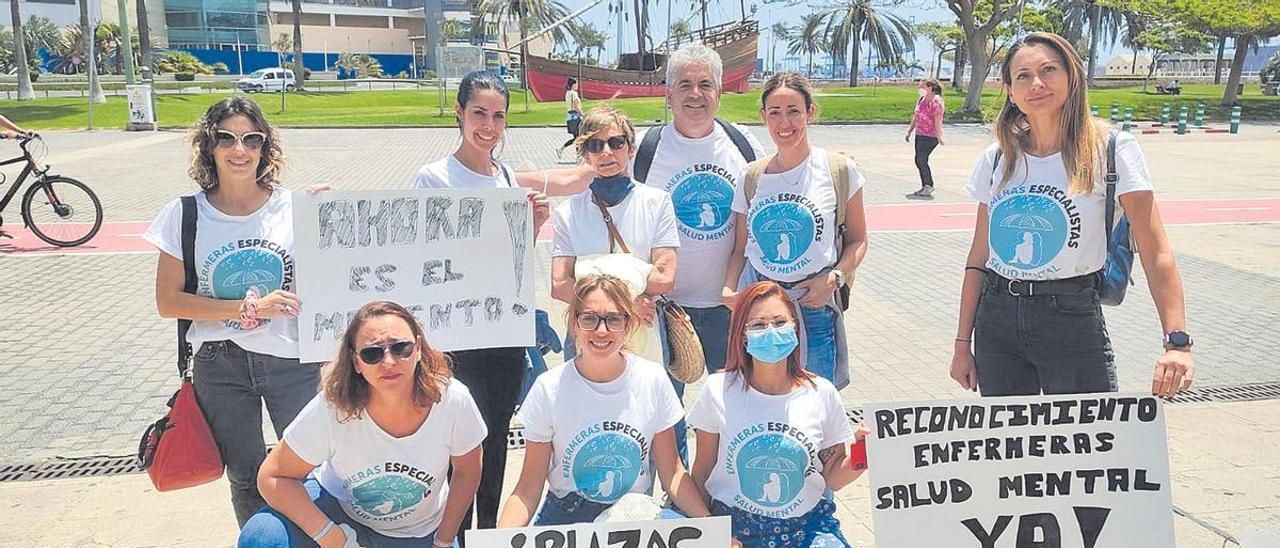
left=0, top=124, right=1277, bottom=546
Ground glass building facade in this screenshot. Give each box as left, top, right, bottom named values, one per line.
left=165, top=0, right=269, bottom=49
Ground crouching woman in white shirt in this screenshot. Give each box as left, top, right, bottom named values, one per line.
left=690, top=281, right=866, bottom=548
left=497, top=274, right=711, bottom=526
left=240, top=301, right=485, bottom=548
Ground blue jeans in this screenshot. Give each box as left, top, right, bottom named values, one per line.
left=533, top=491, right=614, bottom=526
left=194, top=340, right=321, bottom=527
left=238, top=478, right=456, bottom=547
left=974, top=274, right=1118, bottom=396
left=799, top=306, right=838, bottom=383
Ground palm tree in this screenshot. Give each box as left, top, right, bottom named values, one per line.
left=10, top=0, right=33, bottom=100
left=788, top=13, right=827, bottom=78
left=290, top=0, right=305, bottom=90
left=770, top=22, right=791, bottom=73
left=135, top=0, right=152, bottom=72
left=818, top=0, right=914, bottom=87
left=670, top=19, right=693, bottom=47
left=477, top=0, right=570, bottom=109
left=567, top=20, right=605, bottom=65
left=79, top=0, right=105, bottom=103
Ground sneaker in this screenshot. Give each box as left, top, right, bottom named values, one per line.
left=907, top=187, right=934, bottom=199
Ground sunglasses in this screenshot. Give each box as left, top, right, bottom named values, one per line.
left=356, top=340, right=416, bottom=365
left=575, top=312, right=630, bottom=332
left=214, top=130, right=267, bottom=151
left=583, top=136, right=630, bottom=154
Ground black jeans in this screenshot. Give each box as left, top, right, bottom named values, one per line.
left=914, top=135, right=940, bottom=187
left=447, top=346, right=526, bottom=541
left=974, top=273, right=1118, bottom=396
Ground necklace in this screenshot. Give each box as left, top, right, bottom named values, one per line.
left=769, top=153, right=810, bottom=187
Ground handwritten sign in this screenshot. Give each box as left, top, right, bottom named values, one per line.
left=294, top=188, right=534, bottom=362
left=866, top=393, right=1174, bottom=547
left=466, top=517, right=732, bottom=548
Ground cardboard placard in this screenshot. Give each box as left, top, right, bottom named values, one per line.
left=294, top=188, right=535, bottom=362
left=466, top=516, right=733, bottom=548
left=866, top=393, right=1174, bottom=547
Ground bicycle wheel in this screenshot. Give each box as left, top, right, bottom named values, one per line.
left=21, top=176, right=104, bottom=247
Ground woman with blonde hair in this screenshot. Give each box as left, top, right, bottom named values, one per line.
left=950, top=32, right=1194, bottom=398
left=144, top=96, right=321, bottom=527
left=242, top=301, right=485, bottom=547
left=499, top=275, right=710, bottom=526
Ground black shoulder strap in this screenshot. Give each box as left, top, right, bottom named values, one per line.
left=178, top=196, right=198, bottom=378
left=991, top=149, right=1003, bottom=184
left=715, top=118, right=758, bottom=162
left=634, top=125, right=664, bottom=184
left=1103, top=131, right=1119, bottom=243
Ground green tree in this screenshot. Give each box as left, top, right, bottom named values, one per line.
left=818, top=0, right=915, bottom=86
left=915, top=22, right=963, bottom=78
left=153, top=50, right=218, bottom=74
left=10, top=0, right=33, bottom=99
left=477, top=0, right=570, bottom=99
left=1129, top=16, right=1210, bottom=91
left=944, top=0, right=1027, bottom=113
left=336, top=51, right=383, bottom=78
left=788, top=13, right=828, bottom=78
left=770, top=22, right=792, bottom=73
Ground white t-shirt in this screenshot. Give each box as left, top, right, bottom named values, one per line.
left=550, top=184, right=681, bottom=260
left=516, top=354, right=684, bottom=504
left=731, top=147, right=866, bottom=283
left=687, top=372, right=855, bottom=519
left=284, top=380, right=487, bottom=538
left=411, top=154, right=516, bottom=190
left=631, top=123, right=766, bottom=307
left=143, top=189, right=300, bottom=359
left=964, top=132, right=1153, bottom=280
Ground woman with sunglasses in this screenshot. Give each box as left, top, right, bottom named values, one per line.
left=242, top=301, right=485, bottom=548
left=549, top=105, right=679, bottom=364
left=498, top=274, right=711, bottom=526
left=410, top=70, right=550, bottom=536
left=722, top=72, right=869, bottom=386
left=950, top=33, right=1193, bottom=398
left=144, top=97, right=323, bottom=528
left=689, top=281, right=864, bottom=548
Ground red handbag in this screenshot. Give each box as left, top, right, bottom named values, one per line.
left=136, top=195, right=224, bottom=491
left=137, top=379, right=224, bottom=491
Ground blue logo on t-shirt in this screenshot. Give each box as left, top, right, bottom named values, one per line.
left=571, top=433, right=642, bottom=503
left=350, top=475, right=426, bottom=517
left=210, top=249, right=284, bottom=299
left=735, top=434, right=807, bottom=508
left=750, top=202, right=815, bottom=266
left=671, top=173, right=733, bottom=233
left=989, top=195, right=1069, bottom=269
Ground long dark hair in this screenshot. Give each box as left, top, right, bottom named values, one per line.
left=723, top=281, right=815, bottom=390
left=458, top=70, right=510, bottom=110
left=188, top=96, right=285, bottom=191
left=323, top=301, right=451, bottom=422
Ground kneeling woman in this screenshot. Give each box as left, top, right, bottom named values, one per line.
left=498, top=274, right=711, bottom=526
left=240, top=301, right=485, bottom=548
left=690, top=281, right=865, bottom=548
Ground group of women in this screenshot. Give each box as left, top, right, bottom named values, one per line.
left=143, top=31, right=1193, bottom=548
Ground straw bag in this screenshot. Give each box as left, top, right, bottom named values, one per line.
left=593, top=197, right=705, bottom=384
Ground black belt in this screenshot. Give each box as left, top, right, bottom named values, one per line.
left=985, top=270, right=1100, bottom=297
left=770, top=268, right=830, bottom=289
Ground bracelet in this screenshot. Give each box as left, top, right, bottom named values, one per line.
left=310, top=520, right=335, bottom=543
left=964, top=266, right=986, bottom=274
left=433, top=538, right=454, bottom=547
left=955, top=337, right=972, bottom=343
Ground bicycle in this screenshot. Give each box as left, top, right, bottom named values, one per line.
left=0, top=133, right=103, bottom=247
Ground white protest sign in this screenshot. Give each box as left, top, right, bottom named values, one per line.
left=294, top=188, right=535, bottom=362
left=866, top=393, right=1174, bottom=548
left=466, top=516, right=732, bottom=548
left=1242, top=527, right=1280, bottom=548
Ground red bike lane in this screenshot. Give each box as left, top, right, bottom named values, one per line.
left=4, top=197, right=1279, bottom=256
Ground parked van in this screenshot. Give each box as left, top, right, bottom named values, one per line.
left=237, top=68, right=296, bottom=92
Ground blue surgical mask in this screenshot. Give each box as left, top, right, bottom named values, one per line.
left=745, top=324, right=799, bottom=364
left=590, top=174, right=634, bottom=207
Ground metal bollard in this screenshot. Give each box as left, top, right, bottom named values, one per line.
left=1123, top=107, right=1133, bottom=132
left=1194, top=103, right=1205, bottom=127
left=1111, top=102, right=1120, bottom=123
left=1230, top=106, right=1242, bottom=134
left=1161, top=103, right=1170, bottom=126
left=1177, top=106, right=1189, bottom=135
left=1091, top=105, right=1100, bottom=117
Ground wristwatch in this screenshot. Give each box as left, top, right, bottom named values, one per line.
left=830, top=269, right=846, bottom=287
left=1163, top=330, right=1193, bottom=351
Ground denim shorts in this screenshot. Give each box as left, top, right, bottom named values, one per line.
left=974, top=272, right=1118, bottom=396
left=533, top=491, right=614, bottom=526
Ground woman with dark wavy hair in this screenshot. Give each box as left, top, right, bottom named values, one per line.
left=243, top=301, right=484, bottom=547
left=144, top=96, right=322, bottom=528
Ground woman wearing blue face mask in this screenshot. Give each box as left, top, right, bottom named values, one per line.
left=689, top=281, right=866, bottom=548
left=549, top=105, right=679, bottom=365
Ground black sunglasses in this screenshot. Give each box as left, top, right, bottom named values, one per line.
left=214, top=130, right=267, bottom=151
left=583, top=135, right=630, bottom=154
left=357, top=340, right=415, bottom=365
